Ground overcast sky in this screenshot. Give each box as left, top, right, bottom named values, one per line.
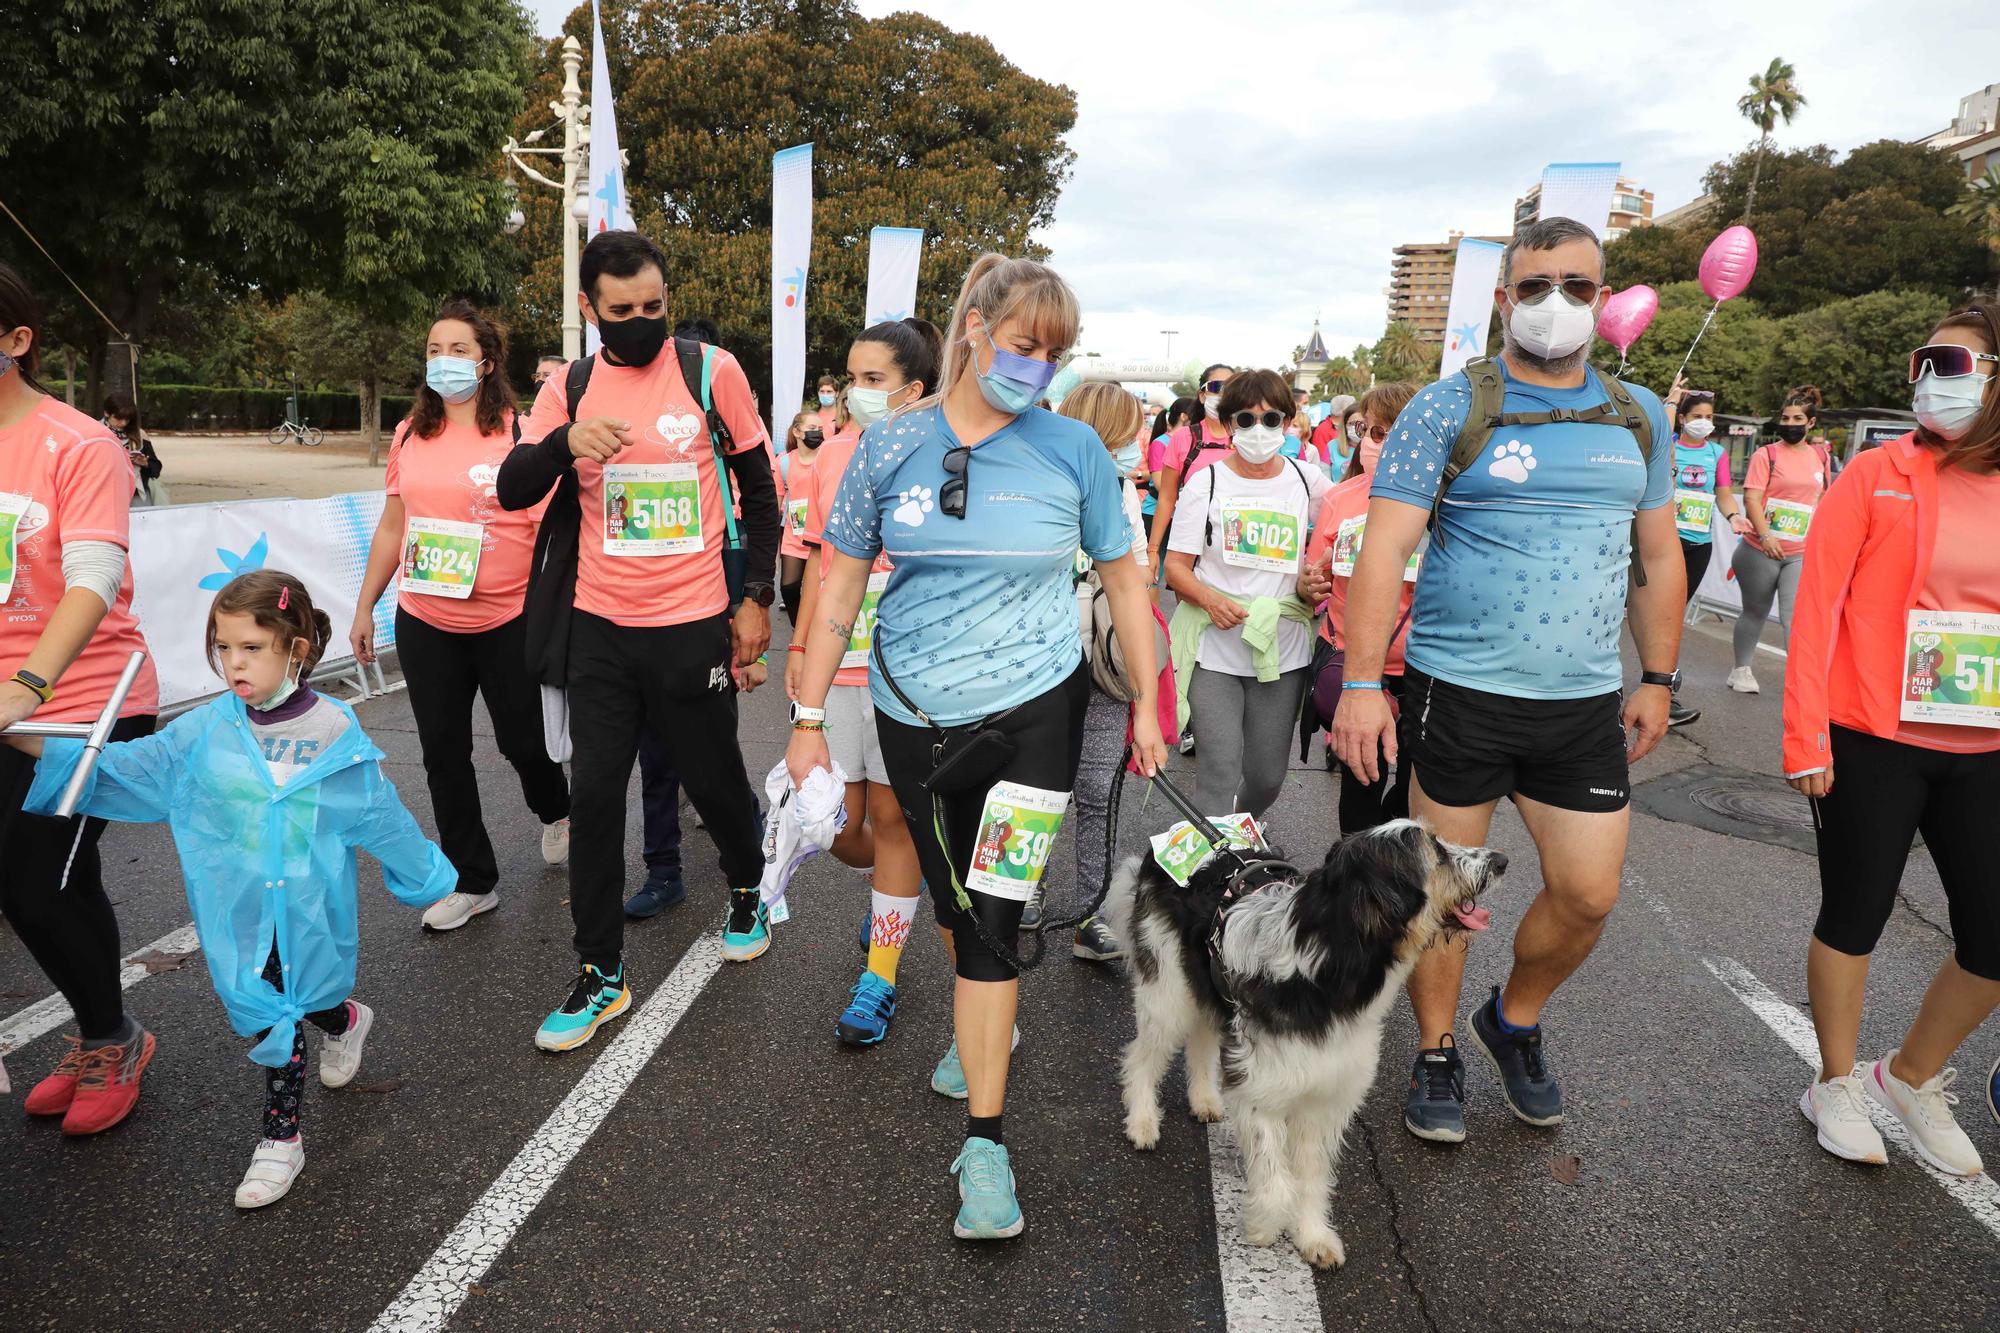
left=531, top=1, right=2000, bottom=371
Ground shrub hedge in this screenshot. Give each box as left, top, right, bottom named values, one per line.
left=48, top=383, right=416, bottom=432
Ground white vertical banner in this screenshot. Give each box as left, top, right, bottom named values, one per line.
left=1438, top=236, right=1505, bottom=379
left=864, top=226, right=924, bottom=326
left=583, top=0, right=632, bottom=356
left=770, top=142, right=814, bottom=439
left=1536, top=161, right=1621, bottom=238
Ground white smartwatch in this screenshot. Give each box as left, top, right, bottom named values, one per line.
left=790, top=702, right=826, bottom=725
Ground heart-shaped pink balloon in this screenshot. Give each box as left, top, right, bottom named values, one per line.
left=1699, top=225, right=1759, bottom=303
left=1597, top=285, right=1658, bottom=355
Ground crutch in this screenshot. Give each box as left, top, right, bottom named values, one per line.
left=3, top=650, right=148, bottom=819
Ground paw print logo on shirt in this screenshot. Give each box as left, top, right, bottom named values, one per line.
left=893, top=485, right=935, bottom=527
left=1488, top=441, right=1537, bottom=485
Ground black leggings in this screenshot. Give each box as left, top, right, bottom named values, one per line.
left=1811, top=724, right=2000, bottom=980
left=1338, top=674, right=1410, bottom=835
left=1680, top=538, right=1712, bottom=606
left=0, top=714, right=156, bottom=1040
left=878, top=664, right=1089, bottom=982
left=256, top=945, right=352, bottom=1140
left=779, top=554, right=806, bottom=623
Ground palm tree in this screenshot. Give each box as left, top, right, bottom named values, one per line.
left=1372, top=322, right=1430, bottom=379
left=1948, top=165, right=2000, bottom=266
left=1737, top=57, right=1807, bottom=222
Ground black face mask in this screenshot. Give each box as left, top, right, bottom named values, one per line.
left=1775, top=423, right=1808, bottom=444
left=594, top=307, right=668, bottom=367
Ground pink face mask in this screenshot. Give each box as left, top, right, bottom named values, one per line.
left=1358, top=428, right=1385, bottom=473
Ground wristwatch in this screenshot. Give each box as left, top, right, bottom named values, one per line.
left=790, top=702, right=826, bottom=725
left=742, top=581, right=776, bottom=608
left=6, top=668, right=53, bottom=703
left=1639, top=669, right=1681, bottom=691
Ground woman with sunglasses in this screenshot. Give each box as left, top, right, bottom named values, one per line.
left=1145, top=364, right=1234, bottom=585
left=1298, top=381, right=1418, bottom=828
left=787, top=254, right=1167, bottom=1241
left=1728, top=385, right=1830, bottom=693
left=1165, top=368, right=1333, bottom=818
left=1784, top=303, right=2000, bottom=1175
left=1661, top=380, right=1750, bottom=726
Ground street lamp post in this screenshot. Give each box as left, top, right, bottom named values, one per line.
left=501, top=35, right=592, bottom=359
left=1160, top=329, right=1179, bottom=360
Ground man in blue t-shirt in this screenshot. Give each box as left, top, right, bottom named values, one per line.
left=1328, top=216, right=1686, bottom=1146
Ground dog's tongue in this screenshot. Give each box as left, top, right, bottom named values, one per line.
left=1453, top=902, right=1492, bottom=931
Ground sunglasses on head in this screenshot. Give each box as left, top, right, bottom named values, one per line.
left=1908, top=343, right=2000, bottom=383
left=1202, top=379, right=1230, bottom=394
left=1508, top=276, right=1602, bottom=306
left=940, top=444, right=971, bottom=519
left=1232, top=410, right=1287, bottom=431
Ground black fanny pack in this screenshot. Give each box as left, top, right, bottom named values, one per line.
left=872, top=638, right=1022, bottom=795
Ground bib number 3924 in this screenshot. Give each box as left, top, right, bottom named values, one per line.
left=1901, top=610, right=2000, bottom=729
left=399, top=517, right=483, bottom=599
left=604, top=463, right=703, bottom=557
left=965, top=781, right=1070, bottom=901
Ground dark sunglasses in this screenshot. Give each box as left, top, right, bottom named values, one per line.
left=1202, top=379, right=1230, bottom=394
left=1508, top=276, right=1602, bottom=306
left=1358, top=422, right=1389, bottom=443
left=940, top=444, right=971, bottom=519
left=1232, top=410, right=1287, bottom=431
left=1908, top=343, right=1999, bottom=383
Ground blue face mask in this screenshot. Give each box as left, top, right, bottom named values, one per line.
left=972, top=321, right=1057, bottom=416
left=1112, top=442, right=1144, bottom=474
left=0, top=350, right=15, bottom=379
left=426, top=355, right=483, bottom=405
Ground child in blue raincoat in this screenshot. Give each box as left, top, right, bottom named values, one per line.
left=5, top=570, right=453, bottom=1209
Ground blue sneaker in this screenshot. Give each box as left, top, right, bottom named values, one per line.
left=930, top=1027, right=1019, bottom=1099
left=1403, top=1039, right=1468, bottom=1143
left=624, top=870, right=686, bottom=920
left=835, top=971, right=897, bottom=1046
left=721, top=889, right=771, bottom=963
left=534, top=963, right=631, bottom=1052
left=950, top=1138, right=1024, bottom=1239
left=1469, top=987, right=1563, bottom=1126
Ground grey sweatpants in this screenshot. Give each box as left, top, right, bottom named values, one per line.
left=1072, top=688, right=1131, bottom=909
left=1188, top=664, right=1309, bottom=819
left=1730, top=543, right=1803, bottom=669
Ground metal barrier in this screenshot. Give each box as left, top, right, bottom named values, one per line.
left=2, top=651, right=150, bottom=819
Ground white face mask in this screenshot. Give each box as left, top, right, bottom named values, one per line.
left=846, top=384, right=897, bottom=427
left=1506, top=288, right=1599, bottom=361
left=1680, top=417, right=1715, bottom=441
left=1202, top=393, right=1222, bottom=419
left=1232, top=423, right=1285, bottom=464
left=1912, top=367, right=1992, bottom=441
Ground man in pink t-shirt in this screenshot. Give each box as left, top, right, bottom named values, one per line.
left=498, top=231, right=783, bottom=1053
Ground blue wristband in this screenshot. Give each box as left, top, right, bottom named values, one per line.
left=1341, top=680, right=1384, bottom=692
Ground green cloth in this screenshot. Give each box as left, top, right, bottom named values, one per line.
left=1168, top=593, right=1314, bottom=732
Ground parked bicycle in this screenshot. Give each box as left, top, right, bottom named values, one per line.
left=268, top=418, right=324, bottom=447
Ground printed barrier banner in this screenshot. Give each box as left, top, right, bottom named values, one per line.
left=130, top=493, right=394, bottom=708
left=1694, top=516, right=1744, bottom=616
left=770, top=142, right=814, bottom=441
left=1439, top=237, right=1505, bottom=380
left=1536, top=161, right=1621, bottom=238
left=864, top=226, right=924, bottom=327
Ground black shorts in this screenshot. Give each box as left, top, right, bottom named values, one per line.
left=1400, top=667, right=1629, bottom=813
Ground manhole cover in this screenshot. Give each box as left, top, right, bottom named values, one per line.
left=1630, top=763, right=1819, bottom=854
left=1685, top=777, right=1815, bottom=830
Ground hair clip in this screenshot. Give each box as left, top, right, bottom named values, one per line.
left=278, top=586, right=290, bottom=611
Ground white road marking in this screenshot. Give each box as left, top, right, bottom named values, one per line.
left=0, top=921, right=201, bottom=1058
left=368, top=934, right=725, bottom=1333
left=1702, top=954, right=2000, bottom=1241
left=1207, top=1119, right=1325, bottom=1333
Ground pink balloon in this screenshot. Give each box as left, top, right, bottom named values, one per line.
left=1699, top=225, right=1759, bottom=303
left=1596, top=285, right=1658, bottom=355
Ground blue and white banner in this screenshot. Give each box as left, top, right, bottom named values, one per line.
left=1536, top=161, right=1621, bottom=238
left=583, top=0, right=633, bottom=356
left=130, top=493, right=393, bottom=708
left=864, top=226, right=923, bottom=327
left=770, top=143, right=814, bottom=439
left=1439, top=236, right=1505, bottom=379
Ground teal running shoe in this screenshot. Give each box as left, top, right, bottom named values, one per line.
left=950, top=1137, right=1024, bottom=1239
left=835, top=970, right=897, bottom=1046
left=721, top=888, right=771, bottom=963
left=930, top=1026, right=1019, bottom=1099
left=534, top=963, right=630, bottom=1052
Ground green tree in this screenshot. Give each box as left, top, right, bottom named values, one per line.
left=1766, top=187, right=1989, bottom=313
left=1949, top=165, right=2000, bottom=269
left=1759, top=288, right=1950, bottom=411
left=508, top=0, right=1077, bottom=405
left=1736, top=56, right=1807, bottom=222
left=1371, top=322, right=1435, bottom=380
left=1312, top=357, right=1370, bottom=400
left=1606, top=281, right=1775, bottom=413
left=0, top=0, right=533, bottom=415
left=1603, top=223, right=1708, bottom=291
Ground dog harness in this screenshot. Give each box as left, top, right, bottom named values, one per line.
left=1197, top=853, right=1305, bottom=1007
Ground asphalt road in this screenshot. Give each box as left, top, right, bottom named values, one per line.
left=2, top=613, right=1995, bottom=1333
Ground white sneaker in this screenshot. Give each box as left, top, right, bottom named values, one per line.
left=1799, top=1074, right=1887, bottom=1164
left=1726, top=666, right=1760, bottom=694
left=318, top=1001, right=373, bottom=1089
left=1865, top=1052, right=1984, bottom=1176
left=541, top=818, right=571, bottom=866
left=235, top=1137, right=305, bottom=1209
left=422, top=890, right=498, bottom=931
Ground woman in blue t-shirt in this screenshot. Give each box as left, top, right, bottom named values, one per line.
left=1662, top=382, right=1750, bottom=726
left=788, top=253, right=1169, bottom=1243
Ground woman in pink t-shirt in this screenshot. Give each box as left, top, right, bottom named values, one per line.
left=1728, top=385, right=1831, bottom=693
left=778, top=408, right=826, bottom=621
left=350, top=301, right=571, bottom=933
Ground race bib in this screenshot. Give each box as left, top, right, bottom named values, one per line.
left=1673, top=489, right=1715, bottom=538
left=1219, top=502, right=1300, bottom=573
left=0, top=492, right=27, bottom=603
left=397, top=517, right=483, bottom=599
left=787, top=496, right=809, bottom=538
left=1901, top=610, right=2000, bottom=729
left=840, top=569, right=891, bottom=670
left=965, top=781, right=1070, bottom=901
left=1149, top=813, right=1266, bottom=888
left=1766, top=499, right=1814, bottom=542
left=603, top=463, right=702, bottom=557
left=1327, top=514, right=1421, bottom=583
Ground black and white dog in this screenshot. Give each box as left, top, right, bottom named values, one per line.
left=1102, top=819, right=1506, bottom=1269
